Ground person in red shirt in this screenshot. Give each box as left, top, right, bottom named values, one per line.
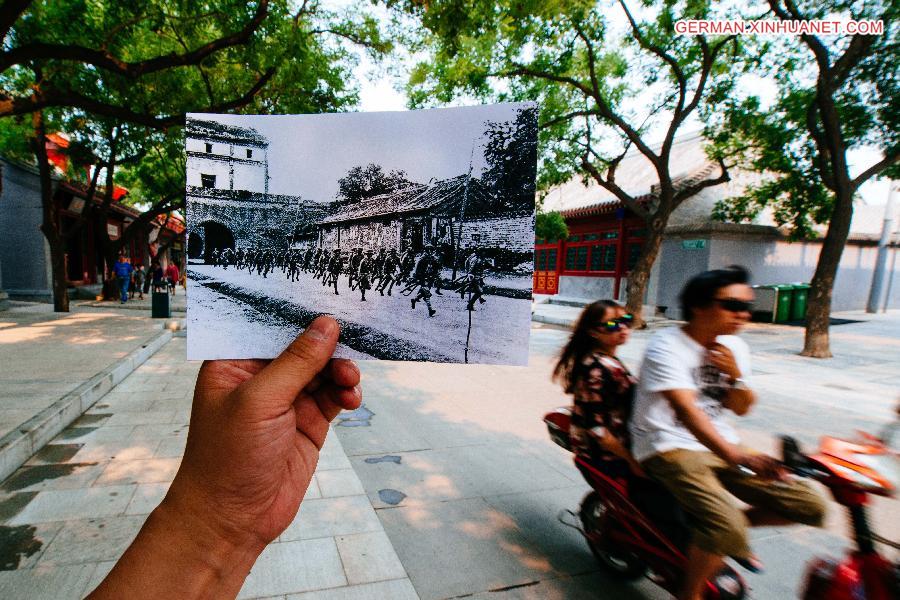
left=165, top=262, right=180, bottom=295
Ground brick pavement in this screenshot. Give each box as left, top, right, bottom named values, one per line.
left=0, top=337, right=416, bottom=600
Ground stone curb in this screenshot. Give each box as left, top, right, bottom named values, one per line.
left=0, top=328, right=174, bottom=481
left=531, top=312, right=576, bottom=328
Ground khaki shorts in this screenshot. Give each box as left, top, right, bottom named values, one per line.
left=642, top=449, right=827, bottom=558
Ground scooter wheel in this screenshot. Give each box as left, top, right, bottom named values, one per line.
left=579, top=492, right=647, bottom=581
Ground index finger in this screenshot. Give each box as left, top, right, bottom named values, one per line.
left=240, top=316, right=340, bottom=412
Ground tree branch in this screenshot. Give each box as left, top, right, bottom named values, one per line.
left=0, top=67, right=275, bottom=127
left=578, top=138, right=649, bottom=220
left=507, top=64, right=659, bottom=165
left=851, top=150, right=899, bottom=191
left=0, top=0, right=268, bottom=76
left=0, top=0, right=31, bottom=41
left=539, top=110, right=597, bottom=130
left=673, top=158, right=731, bottom=206
left=617, top=0, right=686, bottom=117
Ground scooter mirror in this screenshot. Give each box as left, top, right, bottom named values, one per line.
left=781, top=435, right=806, bottom=471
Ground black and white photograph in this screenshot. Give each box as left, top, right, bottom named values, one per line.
left=185, top=103, right=537, bottom=365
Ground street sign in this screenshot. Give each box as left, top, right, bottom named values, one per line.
left=682, top=239, right=707, bottom=250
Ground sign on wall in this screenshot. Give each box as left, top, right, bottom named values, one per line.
left=682, top=239, right=707, bottom=250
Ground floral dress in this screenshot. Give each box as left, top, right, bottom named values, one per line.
left=569, top=352, right=637, bottom=464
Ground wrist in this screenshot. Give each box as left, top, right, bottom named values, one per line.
left=723, top=446, right=745, bottom=467
left=151, top=488, right=265, bottom=594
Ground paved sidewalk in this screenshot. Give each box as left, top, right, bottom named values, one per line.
left=0, top=303, right=170, bottom=443
left=339, top=311, right=900, bottom=600
left=0, top=337, right=416, bottom=600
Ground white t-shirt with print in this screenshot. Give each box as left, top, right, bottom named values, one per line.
left=629, top=326, right=752, bottom=463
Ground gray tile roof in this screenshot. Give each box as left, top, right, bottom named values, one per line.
left=320, top=175, right=496, bottom=225
left=186, top=118, right=269, bottom=147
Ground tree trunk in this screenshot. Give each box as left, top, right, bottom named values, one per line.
left=625, top=215, right=666, bottom=326
left=801, top=188, right=854, bottom=358
left=33, top=110, right=69, bottom=312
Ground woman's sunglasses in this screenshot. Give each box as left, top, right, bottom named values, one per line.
left=598, top=314, right=634, bottom=333
left=715, top=299, right=754, bottom=313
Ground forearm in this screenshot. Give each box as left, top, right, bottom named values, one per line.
left=87, top=493, right=264, bottom=599
left=664, top=390, right=740, bottom=464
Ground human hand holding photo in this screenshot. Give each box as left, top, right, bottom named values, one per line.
left=88, top=316, right=362, bottom=599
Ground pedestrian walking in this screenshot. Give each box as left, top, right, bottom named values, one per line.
left=151, top=261, right=164, bottom=293
left=114, top=255, right=133, bottom=304
left=132, top=263, right=145, bottom=300
left=165, top=262, right=180, bottom=295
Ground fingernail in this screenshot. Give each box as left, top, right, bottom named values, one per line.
left=353, top=385, right=362, bottom=399
left=305, top=317, right=334, bottom=341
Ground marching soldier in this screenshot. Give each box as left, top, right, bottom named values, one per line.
left=347, top=247, right=364, bottom=291
left=376, top=249, right=400, bottom=296
left=356, top=249, right=376, bottom=301
left=398, top=247, right=416, bottom=283
left=460, top=249, right=489, bottom=311
left=327, top=249, right=344, bottom=295
left=405, top=244, right=439, bottom=317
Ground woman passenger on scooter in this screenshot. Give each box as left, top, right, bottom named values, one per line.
left=553, top=299, right=644, bottom=479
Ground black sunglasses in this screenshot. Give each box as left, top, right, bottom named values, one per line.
left=599, top=314, right=634, bottom=332
left=715, top=299, right=754, bottom=313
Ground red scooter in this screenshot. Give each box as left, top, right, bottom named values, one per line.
left=785, top=433, right=899, bottom=599
left=544, top=408, right=899, bottom=599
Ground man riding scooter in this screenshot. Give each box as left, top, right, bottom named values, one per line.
left=630, top=266, right=828, bottom=600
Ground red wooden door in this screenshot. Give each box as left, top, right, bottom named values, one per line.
left=533, top=245, right=559, bottom=294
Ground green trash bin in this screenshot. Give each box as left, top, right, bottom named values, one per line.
left=773, top=284, right=793, bottom=323
left=752, top=284, right=793, bottom=323
left=789, top=283, right=810, bottom=321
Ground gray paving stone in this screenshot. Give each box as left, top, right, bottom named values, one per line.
left=92, top=457, right=181, bottom=486
left=8, top=486, right=135, bottom=525
left=280, top=495, right=382, bottom=542
left=316, top=469, right=366, bottom=498
left=336, top=530, right=408, bottom=585
left=37, top=515, right=145, bottom=566
left=0, top=564, right=96, bottom=600
left=237, top=539, right=347, bottom=599
left=286, top=578, right=419, bottom=600
left=124, top=482, right=170, bottom=515
left=375, top=497, right=565, bottom=600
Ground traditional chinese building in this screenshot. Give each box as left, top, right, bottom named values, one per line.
left=539, top=133, right=900, bottom=315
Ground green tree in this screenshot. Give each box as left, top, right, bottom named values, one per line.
left=535, top=211, right=569, bottom=241
left=709, top=0, right=898, bottom=357
left=390, top=0, right=741, bottom=322
left=0, top=0, right=389, bottom=310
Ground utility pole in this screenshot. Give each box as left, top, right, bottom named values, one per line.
left=452, top=141, right=476, bottom=281
left=866, top=181, right=897, bottom=313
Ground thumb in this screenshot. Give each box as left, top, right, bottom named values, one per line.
left=240, top=317, right=340, bottom=412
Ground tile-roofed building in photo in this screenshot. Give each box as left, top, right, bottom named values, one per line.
left=537, top=132, right=900, bottom=315
left=317, top=175, right=534, bottom=269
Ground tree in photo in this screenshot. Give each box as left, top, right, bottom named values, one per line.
left=709, top=0, right=898, bottom=357
left=337, top=163, right=416, bottom=202
left=390, top=0, right=742, bottom=323
left=481, top=105, right=538, bottom=214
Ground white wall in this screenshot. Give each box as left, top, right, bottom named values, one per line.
left=186, top=139, right=267, bottom=193
left=647, top=233, right=900, bottom=316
